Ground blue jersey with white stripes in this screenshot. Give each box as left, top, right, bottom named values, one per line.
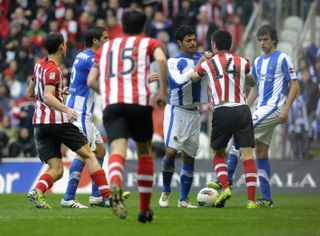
left=66, top=49, right=95, bottom=121
left=167, top=52, right=208, bottom=107
left=252, top=50, right=297, bottom=109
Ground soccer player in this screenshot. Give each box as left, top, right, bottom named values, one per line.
left=209, top=25, right=300, bottom=207
left=158, top=25, right=209, bottom=209
left=87, top=9, right=167, bottom=222
left=191, top=30, right=259, bottom=208
left=26, top=32, right=110, bottom=209
left=61, top=26, right=129, bottom=208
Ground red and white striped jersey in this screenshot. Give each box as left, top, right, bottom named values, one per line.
left=32, top=58, right=68, bottom=124
left=95, top=35, right=163, bottom=108
left=197, top=51, right=250, bottom=107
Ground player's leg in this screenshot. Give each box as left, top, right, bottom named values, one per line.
left=160, top=104, right=178, bottom=207
left=227, top=140, right=239, bottom=186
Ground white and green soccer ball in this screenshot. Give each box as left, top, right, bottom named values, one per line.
left=197, top=187, right=219, bottom=207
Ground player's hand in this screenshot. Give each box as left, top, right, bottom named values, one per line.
left=148, top=73, right=159, bottom=83
left=277, top=107, right=289, bottom=124
left=67, top=108, right=77, bottom=122
left=60, top=86, right=69, bottom=95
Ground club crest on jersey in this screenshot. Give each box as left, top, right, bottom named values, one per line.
left=49, top=72, right=55, bottom=80
left=169, top=61, right=176, bottom=70
left=289, top=67, right=295, bottom=73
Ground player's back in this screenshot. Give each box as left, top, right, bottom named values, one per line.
left=96, top=35, right=163, bottom=107
left=167, top=52, right=208, bottom=107
left=66, top=49, right=95, bottom=119
left=33, top=58, right=67, bottom=124
left=252, top=50, right=297, bottom=109
left=199, top=51, right=249, bottom=106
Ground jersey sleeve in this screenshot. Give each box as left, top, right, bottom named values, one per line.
left=244, top=57, right=251, bottom=74
left=167, top=58, right=194, bottom=84
left=282, top=55, right=297, bottom=81
left=196, top=61, right=207, bottom=76
left=148, top=38, right=165, bottom=61
left=94, top=47, right=103, bottom=70
left=45, top=66, right=61, bottom=86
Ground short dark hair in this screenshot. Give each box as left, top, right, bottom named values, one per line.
left=85, top=26, right=106, bottom=47
left=43, top=32, right=64, bottom=54
left=121, top=9, right=147, bottom=35
left=174, top=25, right=195, bottom=42
left=256, top=24, right=278, bottom=47
left=211, top=30, right=232, bottom=51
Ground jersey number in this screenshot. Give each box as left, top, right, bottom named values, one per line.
left=108, top=48, right=135, bottom=78
left=212, top=58, right=238, bottom=80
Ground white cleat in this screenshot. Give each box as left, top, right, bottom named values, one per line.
left=159, top=192, right=170, bottom=208
left=177, top=200, right=198, bottom=208
left=89, top=196, right=104, bottom=207
left=60, top=199, right=88, bottom=208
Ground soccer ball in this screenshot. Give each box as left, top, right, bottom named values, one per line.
left=197, top=187, right=219, bottom=207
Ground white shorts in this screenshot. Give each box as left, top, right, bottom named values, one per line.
left=163, top=104, right=200, bottom=158
left=252, top=106, right=281, bottom=145
left=73, top=117, right=103, bottom=151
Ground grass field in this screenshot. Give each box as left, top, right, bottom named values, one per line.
left=0, top=193, right=319, bottom=236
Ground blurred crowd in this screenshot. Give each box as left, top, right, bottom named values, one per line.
left=2, top=0, right=320, bottom=160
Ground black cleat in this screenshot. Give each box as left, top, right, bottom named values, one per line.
left=137, top=209, right=154, bottom=223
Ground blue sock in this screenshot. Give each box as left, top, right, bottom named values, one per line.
left=256, top=158, right=272, bottom=201
left=91, top=157, right=104, bottom=197
left=64, top=159, right=85, bottom=201
left=227, top=145, right=239, bottom=185
left=162, top=157, right=175, bottom=193
left=180, top=162, right=194, bottom=201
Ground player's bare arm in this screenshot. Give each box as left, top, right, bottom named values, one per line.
left=153, top=47, right=168, bottom=104
left=278, top=79, right=300, bottom=124
left=245, top=74, right=255, bottom=87
left=87, top=64, right=100, bottom=93
left=44, top=84, right=77, bottom=122
left=246, top=85, right=258, bottom=106
left=26, top=78, right=35, bottom=98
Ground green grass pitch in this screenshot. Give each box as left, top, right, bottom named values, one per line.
left=0, top=193, right=319, bottom=236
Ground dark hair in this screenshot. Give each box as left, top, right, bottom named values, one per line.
left=121, top=9, right=147, bottom=35
left=85, top=26, right=106, bottom=47
left=43, top=32, right=64, bottom=54
left=211, top=30, right=232, bottom=51
left=174, top=25, right=195, bottom=42
left=256, top=24, right=278, bottom=47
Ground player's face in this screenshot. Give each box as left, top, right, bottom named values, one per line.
left=60, top=41, right=67, bottom=57
left=98, top=31, right=109, bottom=47
left=180, top=34, right=196, bottom=54
left=258, top=34, right=275, bottom=55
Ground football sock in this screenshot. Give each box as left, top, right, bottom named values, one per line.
left=64, top=159, right=84, bottom=201
left=227, top=145, right=239, bottom=185
left=213, top=154, right=228, bottom=189
left=180, top=162, right=194, bottom=201
left=137, top=156, right=154, bottom=212
left=161, top=157, right=175, bottom=193
left=90, top=169, right=110, bottom=198
left=35, top=173, right=53, bottom=193
left=91, top=157, right=104, bottom=198
left=256, top=158, right=272, bottom=201
left=243, top=159, right=257, bottom=201
left=108, top=154, right=125, bottom=188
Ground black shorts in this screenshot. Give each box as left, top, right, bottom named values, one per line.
left=34, top=123, right=87, bottom=163
left=103, top=104, right=153, bottom=143
left=210, top=105, right=254, bottom=150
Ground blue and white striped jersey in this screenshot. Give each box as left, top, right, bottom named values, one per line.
left=66, top=49, right=95, bottom=123
left=167, top=52, right=208, bottom=107
left=252, top=50, right=297, bottom=109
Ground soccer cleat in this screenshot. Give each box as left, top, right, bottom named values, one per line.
left=213, top=187, right=232, bottom=208
left=28, top=189, right=52, bottom=209
left=255, top=199, right=274, bottom=207
left=89, top=191, right=131, bottom=207
left=247, top=201, right=260, bottom=209
left=61, top=199, right=88, bottom=208
left=137, top=209, right=154, bottom=223
left=159, top=192, right=170, bottom=208
left=177, top=199, right=198, bottom=208
left=207, top=180, right=233, bottom=190
left=110, top=184, right=127, bottom=219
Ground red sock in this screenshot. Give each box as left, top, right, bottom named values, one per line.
left=108, top=154, right=125, bottom=188
left=213, top=154, right=228, bottom=189
left=137, top=156, right=154, bottom=212
left=243, top=159, right=257, bottom=201
left=35, top=173, right=53, bottom=193
left=90, top=169, right=110, bottom=198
